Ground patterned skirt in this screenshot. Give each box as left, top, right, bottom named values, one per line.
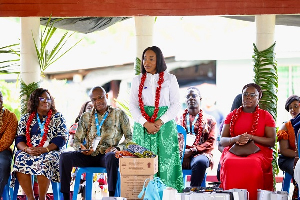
left=133, top=106, right=184, bottom=192
left=13, top=150, right=61, bottom=182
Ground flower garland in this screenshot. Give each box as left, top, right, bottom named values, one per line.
left=138, top=72, right=164, bottom=123
left=182, top=109, right=204, bottom=146
left=229, top=105, right=259, bottom=137
left=26, top=109, right=52, bottom=147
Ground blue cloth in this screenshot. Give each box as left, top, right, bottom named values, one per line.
left=291, top=113, right=300, bottom=138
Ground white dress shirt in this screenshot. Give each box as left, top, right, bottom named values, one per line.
left=129, top=71, right=181, bottom=126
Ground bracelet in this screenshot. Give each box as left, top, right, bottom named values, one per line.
left=160, top=120, right=164, bottom=125
left=23, top=146, right=28, bottom=152
left=229, top=138, right=232, bottom=145
left=46, top=147, right=50, bottom=153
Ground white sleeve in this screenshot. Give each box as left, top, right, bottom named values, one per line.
left=129, top=76, right=147, bottom=126
left=160, top=74, right=181, bottom=123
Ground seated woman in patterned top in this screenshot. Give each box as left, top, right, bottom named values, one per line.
left=13, top=88, right=68, bottom=200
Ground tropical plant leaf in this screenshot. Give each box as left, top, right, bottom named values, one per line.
left=134, top=57, right=141, bottom=75
left=20, top=80, right=39, bottom=114
left=253, top=42, right=278, bottom=190
left=32, top=16, right=82, bottom=76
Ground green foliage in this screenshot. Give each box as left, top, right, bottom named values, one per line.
left=252, top=42, right=278, bottom=190
left=33, top=17, right=82, bottom=76
left=0, top=80, right=21, bottom=120
left=253, top=42, right=278, bottom=119
left=134, top=57, right=141, bottom=75
left=0, top=43, right=20, bottom=74
left=20, top=80, right=39, bottom=115
left=114, top=98, right=132, bottom=119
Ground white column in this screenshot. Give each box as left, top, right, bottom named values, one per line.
left=134, top=16, right=155, bottom=63
left=21, top=17, right=40, bottom=84
left=255, top=15, right=275, bottom=51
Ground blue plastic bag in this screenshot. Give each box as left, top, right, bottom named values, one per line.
left=138, top=177, right=166, bottom=200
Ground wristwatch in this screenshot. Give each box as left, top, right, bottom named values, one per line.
left=160, top=120, right=164, bottom=125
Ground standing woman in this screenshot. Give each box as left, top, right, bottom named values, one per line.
left=129, top=46, right=184, bottom=192
left=220, top=83, right=276, bottom=200
left=277, top=95, right=300, bottom=199
left=13, top=88, right=68, bottom=200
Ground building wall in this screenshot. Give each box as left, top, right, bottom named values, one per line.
left=0, top=0, right=300, bottom=17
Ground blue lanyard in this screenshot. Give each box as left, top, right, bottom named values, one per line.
left=36, top=113, right=48, bottom=136
left=95, top=111, right=109, bottom=136
left=186, top=113, right=199, bottom=135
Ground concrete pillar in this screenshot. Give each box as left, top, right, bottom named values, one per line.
left=255, top=15, right=275, bottom=51
left=21, top=17, right=40, bottom=84
left=134, top=16, right=155, bottom=73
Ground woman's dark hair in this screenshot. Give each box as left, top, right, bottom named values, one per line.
left=285, top=95, right=300, bottom=112
left=27, top=88, right=57, bottom=114
left=242, top=83, right=263, bottom=99
left=141, top=46, right=167, bottom=74
left=75, top=100, right=92, bottom=123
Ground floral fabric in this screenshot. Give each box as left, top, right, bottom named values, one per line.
left=13, top=112, right=68, bottom=182
left=133, top=106, right=184, bottom=192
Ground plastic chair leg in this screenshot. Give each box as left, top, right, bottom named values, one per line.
left=2, top=181, right=10, bottom=200
left=282, top=172, right=292, bottom=192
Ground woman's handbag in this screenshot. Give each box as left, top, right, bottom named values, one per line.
left=229, top=140, right=260, bottom=157
left=138, top=177, right=166, bottom=200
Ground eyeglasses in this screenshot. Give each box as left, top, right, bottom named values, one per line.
left=186, top=94, right=199, bottom=99
left=39, top=97, right=51, bottom=103
left=243, top=92, right=258, bottom=98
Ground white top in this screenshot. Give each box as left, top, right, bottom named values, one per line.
left=129, top=71, right=181, bottom=126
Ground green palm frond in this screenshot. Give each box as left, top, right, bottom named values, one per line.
left=114, top=98, right=132, bottom=119
left=20, top=80, right=39, bottom=114
left=33, top=16, right=82, bottom=76
left=0, top=43, right=20, bottom=74
left=253, top=42, right=278, bottom=190
left=134, top=57, right=141, bottom=75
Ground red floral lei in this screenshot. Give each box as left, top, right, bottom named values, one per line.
left=26, top=109, right=52, bottom=147
left=182, top=109, right=204, bottom=146
left=229, top=105, right=259, bottom=137
left=138, top=71, right=164, bottom=123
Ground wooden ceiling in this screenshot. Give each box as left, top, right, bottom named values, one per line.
left=0, top=0, right=300, bottom=17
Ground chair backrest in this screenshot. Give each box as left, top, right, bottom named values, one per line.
left=177, top=124, right=187, bottom=164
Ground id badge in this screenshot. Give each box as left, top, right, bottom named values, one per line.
left=186, top=134, right=196, bottom=146
left=92, top=136, right=101, bottom=151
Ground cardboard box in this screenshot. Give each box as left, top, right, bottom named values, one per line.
left=119, top=156, right=158, bottom=175
left=120, top=175, right=153, bottom=200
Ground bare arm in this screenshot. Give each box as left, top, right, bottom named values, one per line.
left=250, top=126, right=276, bottom=147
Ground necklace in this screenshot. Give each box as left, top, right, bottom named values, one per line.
left=0, top=108, right=4, bottom=129
left=26, top=109, right=52, bottom=147
left=138, top=72, right=164, bottom=123
left=182, top=109, right=204, bottom=146
left=229, top=105, right=259, bottom=136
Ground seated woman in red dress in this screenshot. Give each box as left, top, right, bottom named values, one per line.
left=219, top=83, right=276, bottom=200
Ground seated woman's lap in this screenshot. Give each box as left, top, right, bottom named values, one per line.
left=222, top=153, right=268, bottom=200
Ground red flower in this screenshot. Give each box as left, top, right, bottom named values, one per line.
left=182, top=109, right=204, bottom=147
left=26, top=110, right=53, bottom=147
left=138, top=72, right=164, bottom=123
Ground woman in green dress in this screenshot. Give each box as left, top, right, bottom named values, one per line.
left=129, top=46, right=184, bottom=192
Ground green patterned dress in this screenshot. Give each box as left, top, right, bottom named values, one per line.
left=133, top=106, right=184, bottom=192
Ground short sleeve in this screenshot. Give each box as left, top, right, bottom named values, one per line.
left=263, top=110, right=276, bottom=127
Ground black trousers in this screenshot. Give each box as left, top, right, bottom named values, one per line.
left=278, top=154, right=294, bottom=177
left=59, top=151, right=119, bottom=194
